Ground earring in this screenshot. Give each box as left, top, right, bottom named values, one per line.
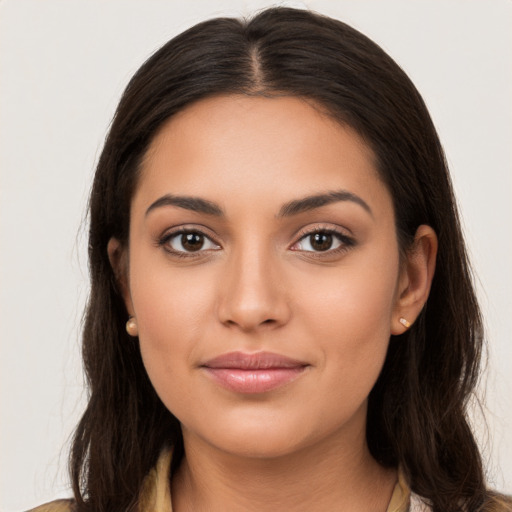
left=126, top=316, right=138, bottom=337
left=399, top=317, right=411, bottom=329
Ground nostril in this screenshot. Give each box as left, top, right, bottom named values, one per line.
left=222, top=316, right=278, bottom=331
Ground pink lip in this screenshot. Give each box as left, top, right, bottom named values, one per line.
left=201, top=351, right=309, bottom=393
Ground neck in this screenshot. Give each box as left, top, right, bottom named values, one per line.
left=171, top=424, right=396, bottom=512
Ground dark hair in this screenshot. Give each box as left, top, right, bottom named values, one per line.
left=71, top=7, right=503, bottom=511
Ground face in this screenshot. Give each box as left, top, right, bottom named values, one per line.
left=121, top=95, right=405, bottom=459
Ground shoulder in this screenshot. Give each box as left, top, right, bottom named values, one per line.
left=409, top=491, right=512, bottom=512
left=26, top=499, right=75, bottom=512
left=409, top=492, right=432, bottom=511
left=482, top=492, right=512, bottom=512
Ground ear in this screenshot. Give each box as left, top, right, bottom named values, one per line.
left=107, top=237, right=134, bottom=316
left=391, top=225, right=438, bottom=334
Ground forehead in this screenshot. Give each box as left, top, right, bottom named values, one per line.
left=134, top=94, right=392, bottom=217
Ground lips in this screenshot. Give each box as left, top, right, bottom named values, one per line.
left=201, top=351, right=309, bottom=393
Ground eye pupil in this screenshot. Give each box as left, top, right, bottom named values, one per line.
left=182, top=232, right=204, bottom=251
left=310, top=232, right=332, bottom=251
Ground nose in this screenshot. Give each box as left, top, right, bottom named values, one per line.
left=216, top=245, right=291, bottom=333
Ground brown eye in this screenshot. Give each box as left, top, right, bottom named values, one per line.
left=292, top=229, right=353, bottom=253
left=181, top=233, right=205, bottom=251
left=165, top=230, right=219, bottom=253
left=309, top=232, right=333, bottom=251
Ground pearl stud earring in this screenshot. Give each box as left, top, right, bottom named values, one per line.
left=399, top=317, right=411, bottom=329
left=126, top=316, right=139, bottom=337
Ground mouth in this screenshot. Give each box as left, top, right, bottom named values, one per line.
left=200, top=351, right=310, bottom=394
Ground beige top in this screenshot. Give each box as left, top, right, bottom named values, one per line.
left=28, top=448, right=431, bottom=512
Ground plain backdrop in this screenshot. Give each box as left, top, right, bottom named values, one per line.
left=1, top=1, right=511, bottom=510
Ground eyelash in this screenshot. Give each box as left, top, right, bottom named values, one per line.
left=290, top=226, right=356, bottom=257
left=157, top=226, right=355, bottom=258
left=157, top=228, right=220, bottom=259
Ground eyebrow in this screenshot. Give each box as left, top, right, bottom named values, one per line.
left=145, top=194, right=224, bottom=217
left=277, top=190, right=372, bottom=218
left=145, top=189, right=372, bottom=218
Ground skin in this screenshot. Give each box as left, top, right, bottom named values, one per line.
left=109, top=95, right=437, bottom=511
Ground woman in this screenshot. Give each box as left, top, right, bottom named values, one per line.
left=30, top=7, right=511, bottom=512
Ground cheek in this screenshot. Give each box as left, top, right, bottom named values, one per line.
left=131, top=249, right=214, bottom=330
left=294, top=252, right=399, bottom=392
left=128, top=254, right=216, bottom=393
left=297, top=248, right=399, bottom=332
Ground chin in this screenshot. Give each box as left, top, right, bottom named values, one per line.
left=183, top=408, right=336, bottom=461
left=217, top=430, right=309, bottom=460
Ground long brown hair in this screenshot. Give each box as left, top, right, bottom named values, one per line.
left=71, top=7, right=506, bottom=511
